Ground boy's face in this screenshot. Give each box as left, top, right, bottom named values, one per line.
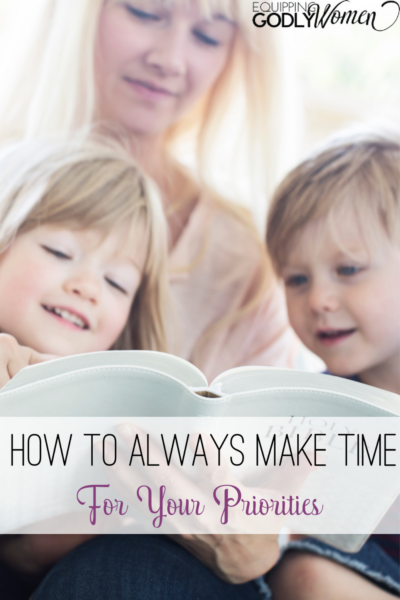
left=281, top=213, right=400, bottom=382
left=0, top=226, right=142, bottom=355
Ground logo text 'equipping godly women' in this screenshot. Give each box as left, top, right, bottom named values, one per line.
left=252, top=0, right=400, bottom=30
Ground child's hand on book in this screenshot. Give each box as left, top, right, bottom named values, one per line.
left=0, top=334, right=56, bottom=389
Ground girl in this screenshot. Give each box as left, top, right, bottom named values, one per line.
left=0, top=135, right=173, bottom=597
left=0, top=136, right=169, bottom=373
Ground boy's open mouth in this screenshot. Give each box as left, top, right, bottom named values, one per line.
left=42, top=305, right=89, bottom=330
left=316, top=328, right=357, bottom=345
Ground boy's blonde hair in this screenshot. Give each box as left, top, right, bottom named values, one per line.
left=266, top=132, right=400, bottom=273
left=0, top=138, right=169, bottom=352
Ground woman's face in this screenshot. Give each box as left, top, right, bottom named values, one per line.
left=95, top=1, right=236, bottom=137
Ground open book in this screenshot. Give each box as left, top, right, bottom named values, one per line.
left=0, top=350, right=398, bottom=418
left=0, top=351, right=399, bottom=549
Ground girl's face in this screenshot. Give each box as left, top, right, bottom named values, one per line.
left=0, top=225, right=142, bottom=356
left=95, top=0, right=236, bottom=136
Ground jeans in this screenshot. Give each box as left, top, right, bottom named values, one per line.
left=284, top=538, right=400, bottom=596
left=31, top=535, right=271, bottom=600
left=0, top=559, right=43, bottom=600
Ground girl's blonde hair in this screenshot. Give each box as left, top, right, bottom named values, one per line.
left=266, top=132, right=400, bottom=273
left=0, top=138, right=169, bottom=352
left=0, top=0, right=292, bottom=215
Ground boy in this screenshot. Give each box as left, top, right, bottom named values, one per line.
left=266, top=132, right=400, bottom=599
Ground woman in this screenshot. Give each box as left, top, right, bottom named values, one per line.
left=0, top=0, right=296, bottom=597
left=0, top=0, right=297, bottom=378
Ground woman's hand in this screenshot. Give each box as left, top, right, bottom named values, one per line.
left=0, top=334, right=54, bottom=389
left=101, top=424, right=308, bottom=584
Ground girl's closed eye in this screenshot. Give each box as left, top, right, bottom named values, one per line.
left=41, top=245, right=72, bottom=260
left=105, top=276, right=128, bottom=295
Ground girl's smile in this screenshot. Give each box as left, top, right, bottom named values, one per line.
left=42, top=304, right=90, bottom=330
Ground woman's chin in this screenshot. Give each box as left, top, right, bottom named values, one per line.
left=111, top=109, right=175, bottom=139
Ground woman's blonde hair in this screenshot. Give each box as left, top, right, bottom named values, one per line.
left=266, top=131, right=400, bottom=273
left=0, top=0, right=292, bottom=215
left=0, top=137, right=169, bottom=352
